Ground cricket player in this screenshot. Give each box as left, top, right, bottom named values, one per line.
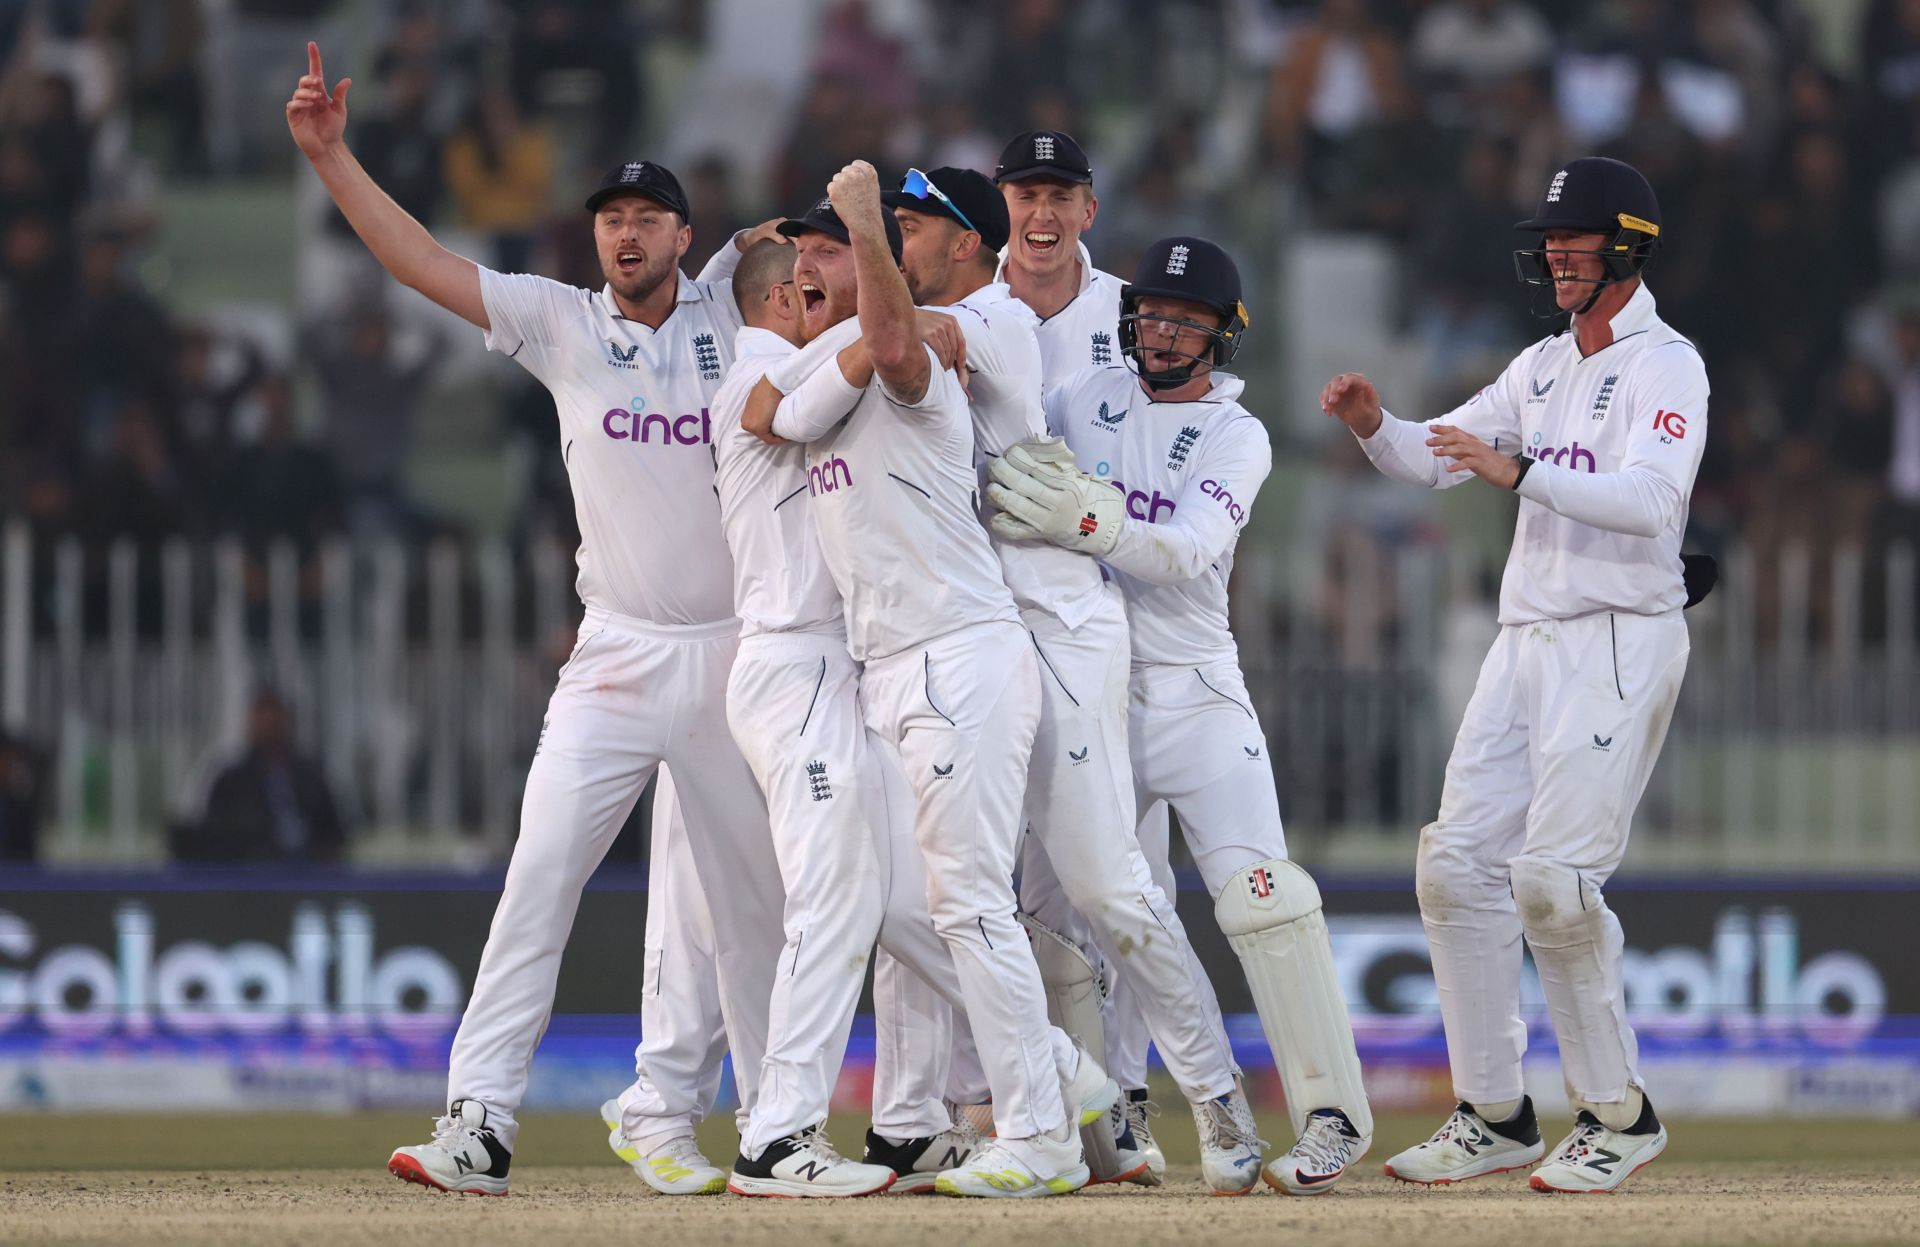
left=884, top=166, right=1252, bottom=1193
left=991, top=127, right=1209, bottom=1182
left=1324, top=157, right=1704, bottom=1194
left=285, top=44, right=787, bottom=1195
left=740, top=164, right=1116, bottom=1198
left=988, top=235, right=1375, bottom=1195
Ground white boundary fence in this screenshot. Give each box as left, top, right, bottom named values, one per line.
left=2, top=522, right=1915, bottom=870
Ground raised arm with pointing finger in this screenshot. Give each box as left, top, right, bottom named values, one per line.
left=286, top=41, right=488, bottom=328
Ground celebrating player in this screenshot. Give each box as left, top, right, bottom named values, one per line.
left=887, top=166, right=1248, bottom=1191
left=988, top=236, right=1376, bottom=1195
left=284, top=42, right=788, bottom=1195
left=741, top=163, right=1117, bottom=1198
left=1323, top=157, right=1706, bottom=1194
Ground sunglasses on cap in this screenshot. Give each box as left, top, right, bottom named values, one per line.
left=899, top=168, right=978, bottom=235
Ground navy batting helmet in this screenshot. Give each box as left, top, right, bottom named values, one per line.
left=1119, top=237, right=1250, bottom=390
left=1512, top=157, right=1661, bottom=316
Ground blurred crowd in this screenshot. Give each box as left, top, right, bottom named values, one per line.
left=4, top=0, right=1920, bottom=858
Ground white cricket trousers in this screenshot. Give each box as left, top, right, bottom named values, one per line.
left=619, top=768, right=729, bottom=1152
left=727, top=632, right=885, bottom=1157
left=1015, top=594, right=1237, bottom=1102
left=862, top=621, right=1064, bottom=1140
left=1418, top=611, right=1688, bottom=1111
left=446, top=609, right=784, bottom=1153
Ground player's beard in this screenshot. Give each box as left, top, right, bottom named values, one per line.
left=607, top=252, right=677, bottom=307
left=801, top=283, right=858, bottom=342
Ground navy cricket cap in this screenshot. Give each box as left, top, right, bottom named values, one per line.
left=1515, top=156, right=1660, bottom=239
left=1123, top=236, right=1244, bottom=322
left=881, top=167, right=1012, bottom=251
left=585, top=160, right=691, bottom=220
left=994, top=129, right=1093, bottom=185
left=777, top=196, right=904, bottom=263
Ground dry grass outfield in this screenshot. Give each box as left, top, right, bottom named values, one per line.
left=5, top=1112, right=1918, bottom=1247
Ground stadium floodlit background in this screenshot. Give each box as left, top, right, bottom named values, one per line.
left=1, top=0, right=1917, bottom=1130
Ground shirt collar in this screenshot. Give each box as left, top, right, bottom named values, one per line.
left=734, top=325, right=797, bottom=359
left=598, top=269, right=701, bottom=320
left=1600, top=280, right=1658, bottom=341
left=993, top=242, right=1095, bottom=297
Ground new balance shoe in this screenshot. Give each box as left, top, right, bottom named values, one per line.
left=388, top=1099, right=511, bottom=1196
left=1085, top=1100, right=1150, bottom=1186
left=1193, top=1086, right=1265, bottom=1195
left=729, top=1124, right=896, bottom=1198
left=1122, top=1089, right=1166, bottom=1187
left=599, top=1099, right=726, bottom=1195
left=1061, top=1040, right=1121, bottom=1127
left=1384, top=1099, right=1545, bottom=1185
left=1529, top=1100, right=1667, bottom=1194
left=863, top=1120, right=982, bottom=1194
left=1264, top=1108, right=1370, bottom=1195
left=935, top=1121, right=1088, bottom=1198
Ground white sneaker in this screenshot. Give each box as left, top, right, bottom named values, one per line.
left=728, top=1125, right=896, bottom=1198
left=599, top=1099, right=726, bottom=1195
left=1121, top=1089, right=1166, bottom=1187
left=1264, top=1108, right=1371, bottom=1195
left=1193, top=1086, right=1265, bottom=1196
left=387, top=1099, right=511, bottom=1196
left=1383, top=1100, right=1545, bottom=1186
left=1529, top=1107, right=1667, bottom=1194
left=1061, top=1040, right=1121, bottom=1127
left=935, top=1122, right=1088, bottom=1198
left=862, top=1119, right=983, bottom=1194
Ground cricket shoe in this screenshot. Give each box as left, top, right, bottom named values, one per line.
left=598, top=1099, right=725, bottom=1195
left=729, top=1124, right=896, bottom=1198
left=1529, top=1100, right=1667, bottom=1194
left=862, top=1119, right=983, bottom=1194
left=934, top=1121, right=1088, bottom=1198
left=1193, top=1086, right=1265, bottom=1195
left=1265, top=1108, right=1370, bottom=1195
left=1084, top=1100, right=1150, bottom=1186
left=1121, top=1089, right=1166, bottom=1187
left=388, top=1099, right=511, bottom=1195
left=1384, top=1099, right=1544, bottom=1185
left=1062, top=1040, right=1121, bottom=1127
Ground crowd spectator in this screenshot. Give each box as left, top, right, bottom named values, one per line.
left=176, top=689, right=345, bottom=863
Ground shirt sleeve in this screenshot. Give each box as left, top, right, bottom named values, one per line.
left=766, top=315, right=863, bottom=393
left=478, top=268, right=584, bottom=362
left=693, top=240, right=747, bottom=336
left=1514, top=341, right=1708, bottom=537
left=876, top=343, right=961, bottom=419
left=770, top=356, right=863, bottom=442
left=1102, top=416, right=1272, bottom=585
left=1356, top=347, right=1530, bottom=489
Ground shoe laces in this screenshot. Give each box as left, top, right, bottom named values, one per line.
left=1426, top=1106, right=1480, bottom=1151
left=1548, top=1116, right=1608, bottom=1165
left=1196, top=1092, right=1265, bottom=1152
left=959, top=1139, right=1020, bottom=1176
left=1125, top=1095, right=1161, bottom=1144
left=428, top=1107, right=479, bottom=1151
left=1288, top=1111, right=1360, bottom=1174
left=792, top=1123, right=849, bottom=1166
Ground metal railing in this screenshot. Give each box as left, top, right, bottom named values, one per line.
left=2, top=521, right=1915, bottom=871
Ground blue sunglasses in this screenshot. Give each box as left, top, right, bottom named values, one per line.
left=899, top=167, right=979, bottom=235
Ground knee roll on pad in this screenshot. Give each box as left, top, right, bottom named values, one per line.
left=1019, top=913, right=1124, bottom=1180
left=1215, top=859, right=1372, bottom=1138
left=1507, top=856, right=1605, bottom=941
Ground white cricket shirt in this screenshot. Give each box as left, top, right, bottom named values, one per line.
left=948, top=282, right=1108, bottom=629
left=1047, top=366, right=1272, bottom=667
left=996, top=241, right=1125, bottom=394
left=480, top=266, right=744, bottom=624
left=1357, top=282, right=1709, bottom=624
left=709, top=326, right=845, bottom=639
left=765, top=332, right=1020, bottom=661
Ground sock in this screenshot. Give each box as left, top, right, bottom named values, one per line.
left=1472, top=1097, right=1523, bottom=1124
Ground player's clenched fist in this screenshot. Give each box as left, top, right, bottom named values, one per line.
left=286, top=41, right=351, bottom=158
left=1320, top=371, right=1382, bottom=438
left=827, top=160, right=884, bottom=233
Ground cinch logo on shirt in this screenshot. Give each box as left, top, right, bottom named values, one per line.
left=1105, top=479, right=1175, bottom=523
left=1526, top=434, right=1597, bottom=471
left=809, top=455, right=853, bottom=496
left=1201, top=478, right=1245, bottom=523
left=602, top=407, right=712, bottom=444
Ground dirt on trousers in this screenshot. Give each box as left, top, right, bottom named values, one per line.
left=5, top=1165, right=1919, bottom=1247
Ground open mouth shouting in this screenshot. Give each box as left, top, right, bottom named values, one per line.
left=1024, top=231, right=1061, bottom=258
left=799, top=281, right=827, bottom=319
left=615, top=248, right=644, bottom=276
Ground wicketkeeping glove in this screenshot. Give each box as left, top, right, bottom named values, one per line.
left=986, top=437, right=1126, bottom=559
